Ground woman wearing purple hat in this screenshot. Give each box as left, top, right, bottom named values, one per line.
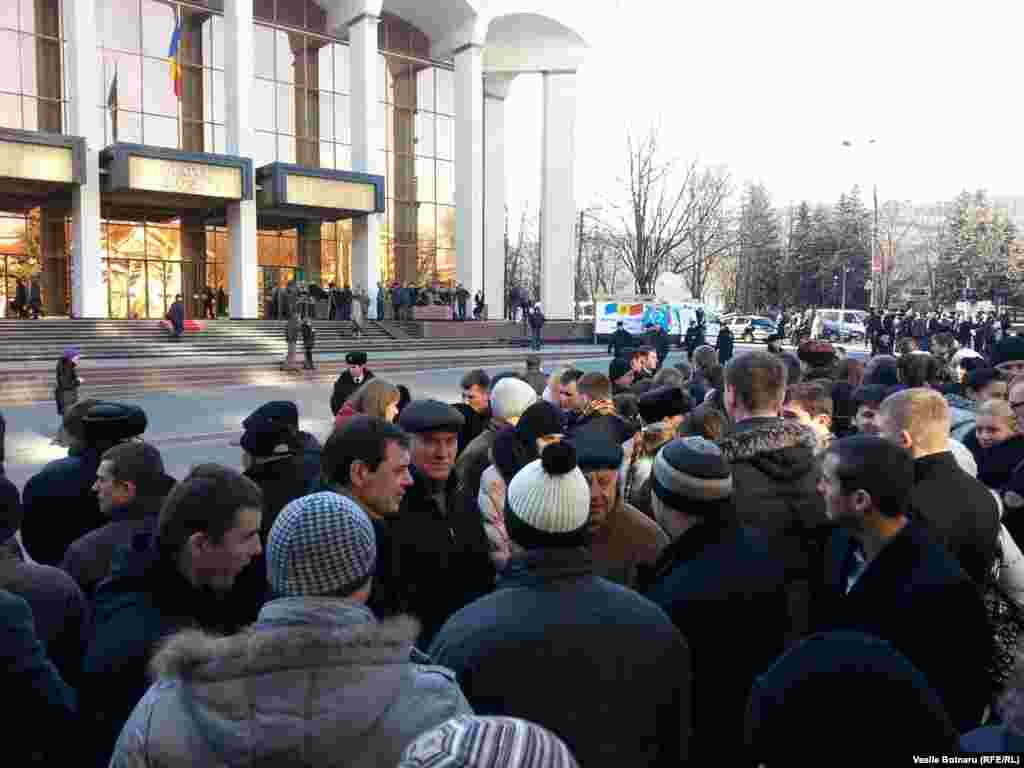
left=53, top=347, right=82, bottom=445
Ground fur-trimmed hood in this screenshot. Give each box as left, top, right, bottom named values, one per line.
left=121, top=597, right=469, bottom=768
left=718, top=418, right=818, bottom=482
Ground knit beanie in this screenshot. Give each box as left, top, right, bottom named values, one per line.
left=492, top=378, right=538, bottom=422
left=993, top=336, right=1024, bottom=369
left=506, top=442, right=590, bottom=550
left=609, top=357, right=631, bottom=382
left=267, top=492, right=376, bottom=597
left=515, top=401, right=564, bottom=446
left=651, top=437, right=733, bottom=513
left=399, top=716, right=579, bottom=768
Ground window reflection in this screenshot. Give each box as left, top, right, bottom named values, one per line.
left=0, top=1, right=66, bottom=133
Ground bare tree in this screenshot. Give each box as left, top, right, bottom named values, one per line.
left=607, top=130, right=699, bottom=294
left=673, top=166, right=736, bottom=300
left=874, top=199, right=919, bottom=308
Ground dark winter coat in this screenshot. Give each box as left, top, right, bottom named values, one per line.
left=430, top=547, right=692, bottom=768
left=452, top=403, right=492, bottom=458
left=82, top=537, right=264, bottom=766
left=608, top=327, right=634, bottom=358
left=1, top=589, right=79, bottom=765
left=0, top=535, right=90, bottom=687
left=300, top=321, right=315, bottom=349
left=60, top=494, right=166, bottom=597
left=14, top=281, right=27, bottom=307
left=56, top=357, right=80, bottom=395
left=297, top=430, right=324, bottom=492
left=168, top=300, right=184, bottom=332
left=717, top=418, right=829, bottom=581
left=21, top=446, right=108, bottom=566
left=961, top=725, right=1024, bottom=754
left=650, top=327, right=670, bottom=367
left=454, top=421, right=501, bottom=502
left=245, top=455, right=310, bottom=538
left=567, top=411, right=639, bottom=446
left=907, top=451, right=1000, bottom=585
left=643, top=520, right=788, bottom=763
left=29, top=280, right=41, bottom=306
left=523, top=369, right=548, bottom=396
left=716, top=327, right=734, bottom=363
left=330, top=368, right=375, bottom=414
left=392, top=467, right=495, bottom=646
left=528, top=308, right=545, bottom=330
left=109, top=599, right=471, bottom=768
left=964, top=432, right=1024, bottom=492
left=813, top=522, right=992, bottom=732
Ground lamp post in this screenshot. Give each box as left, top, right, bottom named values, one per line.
left=840, top=139, right=880, bottom=309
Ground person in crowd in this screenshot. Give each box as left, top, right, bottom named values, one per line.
left=962, top=652, right=1024, bottom=753
left=166, top=293, right=185, bottom=340
left=528, top=302, right=545, bottom=350
left=608, top=320, right=633, bottom=359
left=455, top=281, right=470, bottom=320
left=783, top=382, right=834, bottom=455
left=643, top=436, right=787, bottom=762
left=716, top=321, right=734, bottom=364
left=554, top=368, right=584, bottom=414
left=862, top=354, right=899, bottom=387
left=400, top=716, right=580, bottom=768
left=674, top=359, right=693, bottom=386
left=61, top=441, right=176, bottom=597
left=54, top=346, right=82, bottom=444
left=283, top=311, right=301, bottom=372
left=797, top=340, right=838, bottom=381
left=22, top=401, right=147, bottom=566
left=479, top=401, right=564, bottom=570
left=574, top=434, right=667, bottom=587
left=775, top=352, right=801, bottom=391
left=453, top=369, right=493, bottom=456
left=430, top=441, right=693, bottom=768
left=993, top=335, right=1024, bottom=378
left=110, top=492, right=471, bottom=768
left=613, top=392, right=641, bottom=431
left=351, top=284, right=366, bottom=337
left=631, top=346, right=654, bottom=382
left=876, top=388, right=1000, bottom=585
left=82, top=465, right=265, bottom=764
left=680, top=402, right=729, bottom=442
left=377, top=280, right=386, bottom=320
left=300, top=313, right=316, bottom=370
left=717, top=351, right=826, bottom=640
left=849, top=384, right=890, bottom=436
left=335, top=379, right=401, bottom=428
left=621, top=385, right=691, bottom=516
left=813, top=434, right=992, bottom=731
left=330, top=351, right=374, bottom=414
left=566, top=372, right=638, bottom=446
left=521, top=355, right=547, bottom=395
left=609, top=357, right=635, bottom=396
left=13, top=276, right=27, bottom=318
left=966, top=399, right=1024, bottom=490
left=395, top=400, right=495, bottom=645
left=645, top=321, right=670, bottom=371
left=237, top=401, right=323, bottom=493
left=684, top=320, right=702, bottom=360
left=688, top=345, right=717, bottom=403
left=1, top=588, right=79, bottom=765
left=216, top=286, right=227, bottom=317
left=0, top=476, right=89, bottom=688
left=323, top=416, right=413, bottom=620
left=703, top=363, right=726, bottom=408
left=339, top=284, right=353, bottom=321
left=745, top=632, right=958, bottom=763
left=964, top=367, right=1009, bottom=403
left=455, top=377, right=537, bottom=504
left=651, top=365, right=685, bottom=392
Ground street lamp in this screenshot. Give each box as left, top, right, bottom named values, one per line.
left=840, top=139, right=880, bottom=310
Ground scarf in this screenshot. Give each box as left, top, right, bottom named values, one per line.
left=583, top=398, right=617, bottom=419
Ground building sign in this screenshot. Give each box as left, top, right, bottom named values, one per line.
left=0, top=139, right=74, bottom=184
left=128, top=156, right=243, bottom=199
left=284, top=174, right=376, bottom=212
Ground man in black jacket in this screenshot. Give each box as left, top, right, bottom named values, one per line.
left=330, top=351, right=374, bottom=414
left=813, top=434, right=992, bottom=731
left=876, top=387, right=1000, bottom=585
left=607, top=321, right=633, bottom=359
left=396, top=400, right=495, bottom=646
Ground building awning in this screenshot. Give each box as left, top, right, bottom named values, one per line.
left=100, top=143, right=253, bottom=219
left=0, top=128, right=86, bottom=212
left=255, top=163, right=385, bottom=225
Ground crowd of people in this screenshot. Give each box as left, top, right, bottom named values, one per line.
left=8, top=319, right=1024, bottom=764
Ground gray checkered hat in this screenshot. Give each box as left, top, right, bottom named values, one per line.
left=267, top=492, right=376, bottom=597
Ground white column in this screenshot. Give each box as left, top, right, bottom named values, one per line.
left=455, top=45, right=484, bottom=297
left=224, top=0, right=258, bottom=318
left=350, top=15, right=382, bottom=318
left=64, top=0, right=105, bottom=318
left=540, top=72, right=578, bottom=320
left=484, top=74, right=514, bottom=321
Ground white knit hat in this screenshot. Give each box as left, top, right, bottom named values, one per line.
left=491, top=378, right=538, bottom=422
left=507, top=442, right=590, bottom=539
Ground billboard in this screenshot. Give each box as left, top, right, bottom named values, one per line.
left=595, top=299, right=703, bottom=336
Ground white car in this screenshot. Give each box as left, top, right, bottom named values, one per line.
left=724, top=315, right=777, bottom=343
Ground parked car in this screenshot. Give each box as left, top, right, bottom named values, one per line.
left=724, top=315, right=777, bottom=344
left=817, top=309, right=867, bottom=342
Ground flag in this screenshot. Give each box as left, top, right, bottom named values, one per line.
left=107, top=63, right=118, bottom=142
left=627, top=304, right=643, bottom=316
left=168, top=14, right=183, bottom=99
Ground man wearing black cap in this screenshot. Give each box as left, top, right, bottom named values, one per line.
left=237, top=413, right=310, bottom=538
left=60, top=441, right=176, bottom=597
left=21, top=401, right=148, bottom=566
left=642, top=436, right=787, bottom=762
left=567, top=372, right=638, bottom=446
left=609, top=357, right=634, bottom=395
left=396, top=400, right=495, bottom=646
left=237, top=401, right=323, bottom=493
left=330, top=351, right=374, bottom=414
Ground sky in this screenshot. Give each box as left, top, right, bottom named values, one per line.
left=501, top=0, right=1024, bottom=225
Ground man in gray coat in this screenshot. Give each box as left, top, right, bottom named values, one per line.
left=110, top=491, right=471, bottom=768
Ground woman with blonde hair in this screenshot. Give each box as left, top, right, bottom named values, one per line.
left=334, top=378, right=400, bottom=428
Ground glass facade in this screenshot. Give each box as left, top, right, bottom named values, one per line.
left=0, top=0, right=67, bottom=133
left=0, top=208, right=70, bottom=316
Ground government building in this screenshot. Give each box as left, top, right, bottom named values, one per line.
left=0, top=0, right=585, bottom=320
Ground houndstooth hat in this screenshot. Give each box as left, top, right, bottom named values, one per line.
left=399, top=716, right=579, bottom=768
left=267, top=492, right=376, bottom=597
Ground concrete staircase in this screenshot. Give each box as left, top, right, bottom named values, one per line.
left=0, top=318, right=510, bottom=363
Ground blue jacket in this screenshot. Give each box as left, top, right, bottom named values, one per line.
left=644, top=520, right=787, bottom=762
left=21, top=447, right=107, bottom=566
left=1, top=589, right=78, bottom=764
left=430, top=547, right=692, bottom=768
